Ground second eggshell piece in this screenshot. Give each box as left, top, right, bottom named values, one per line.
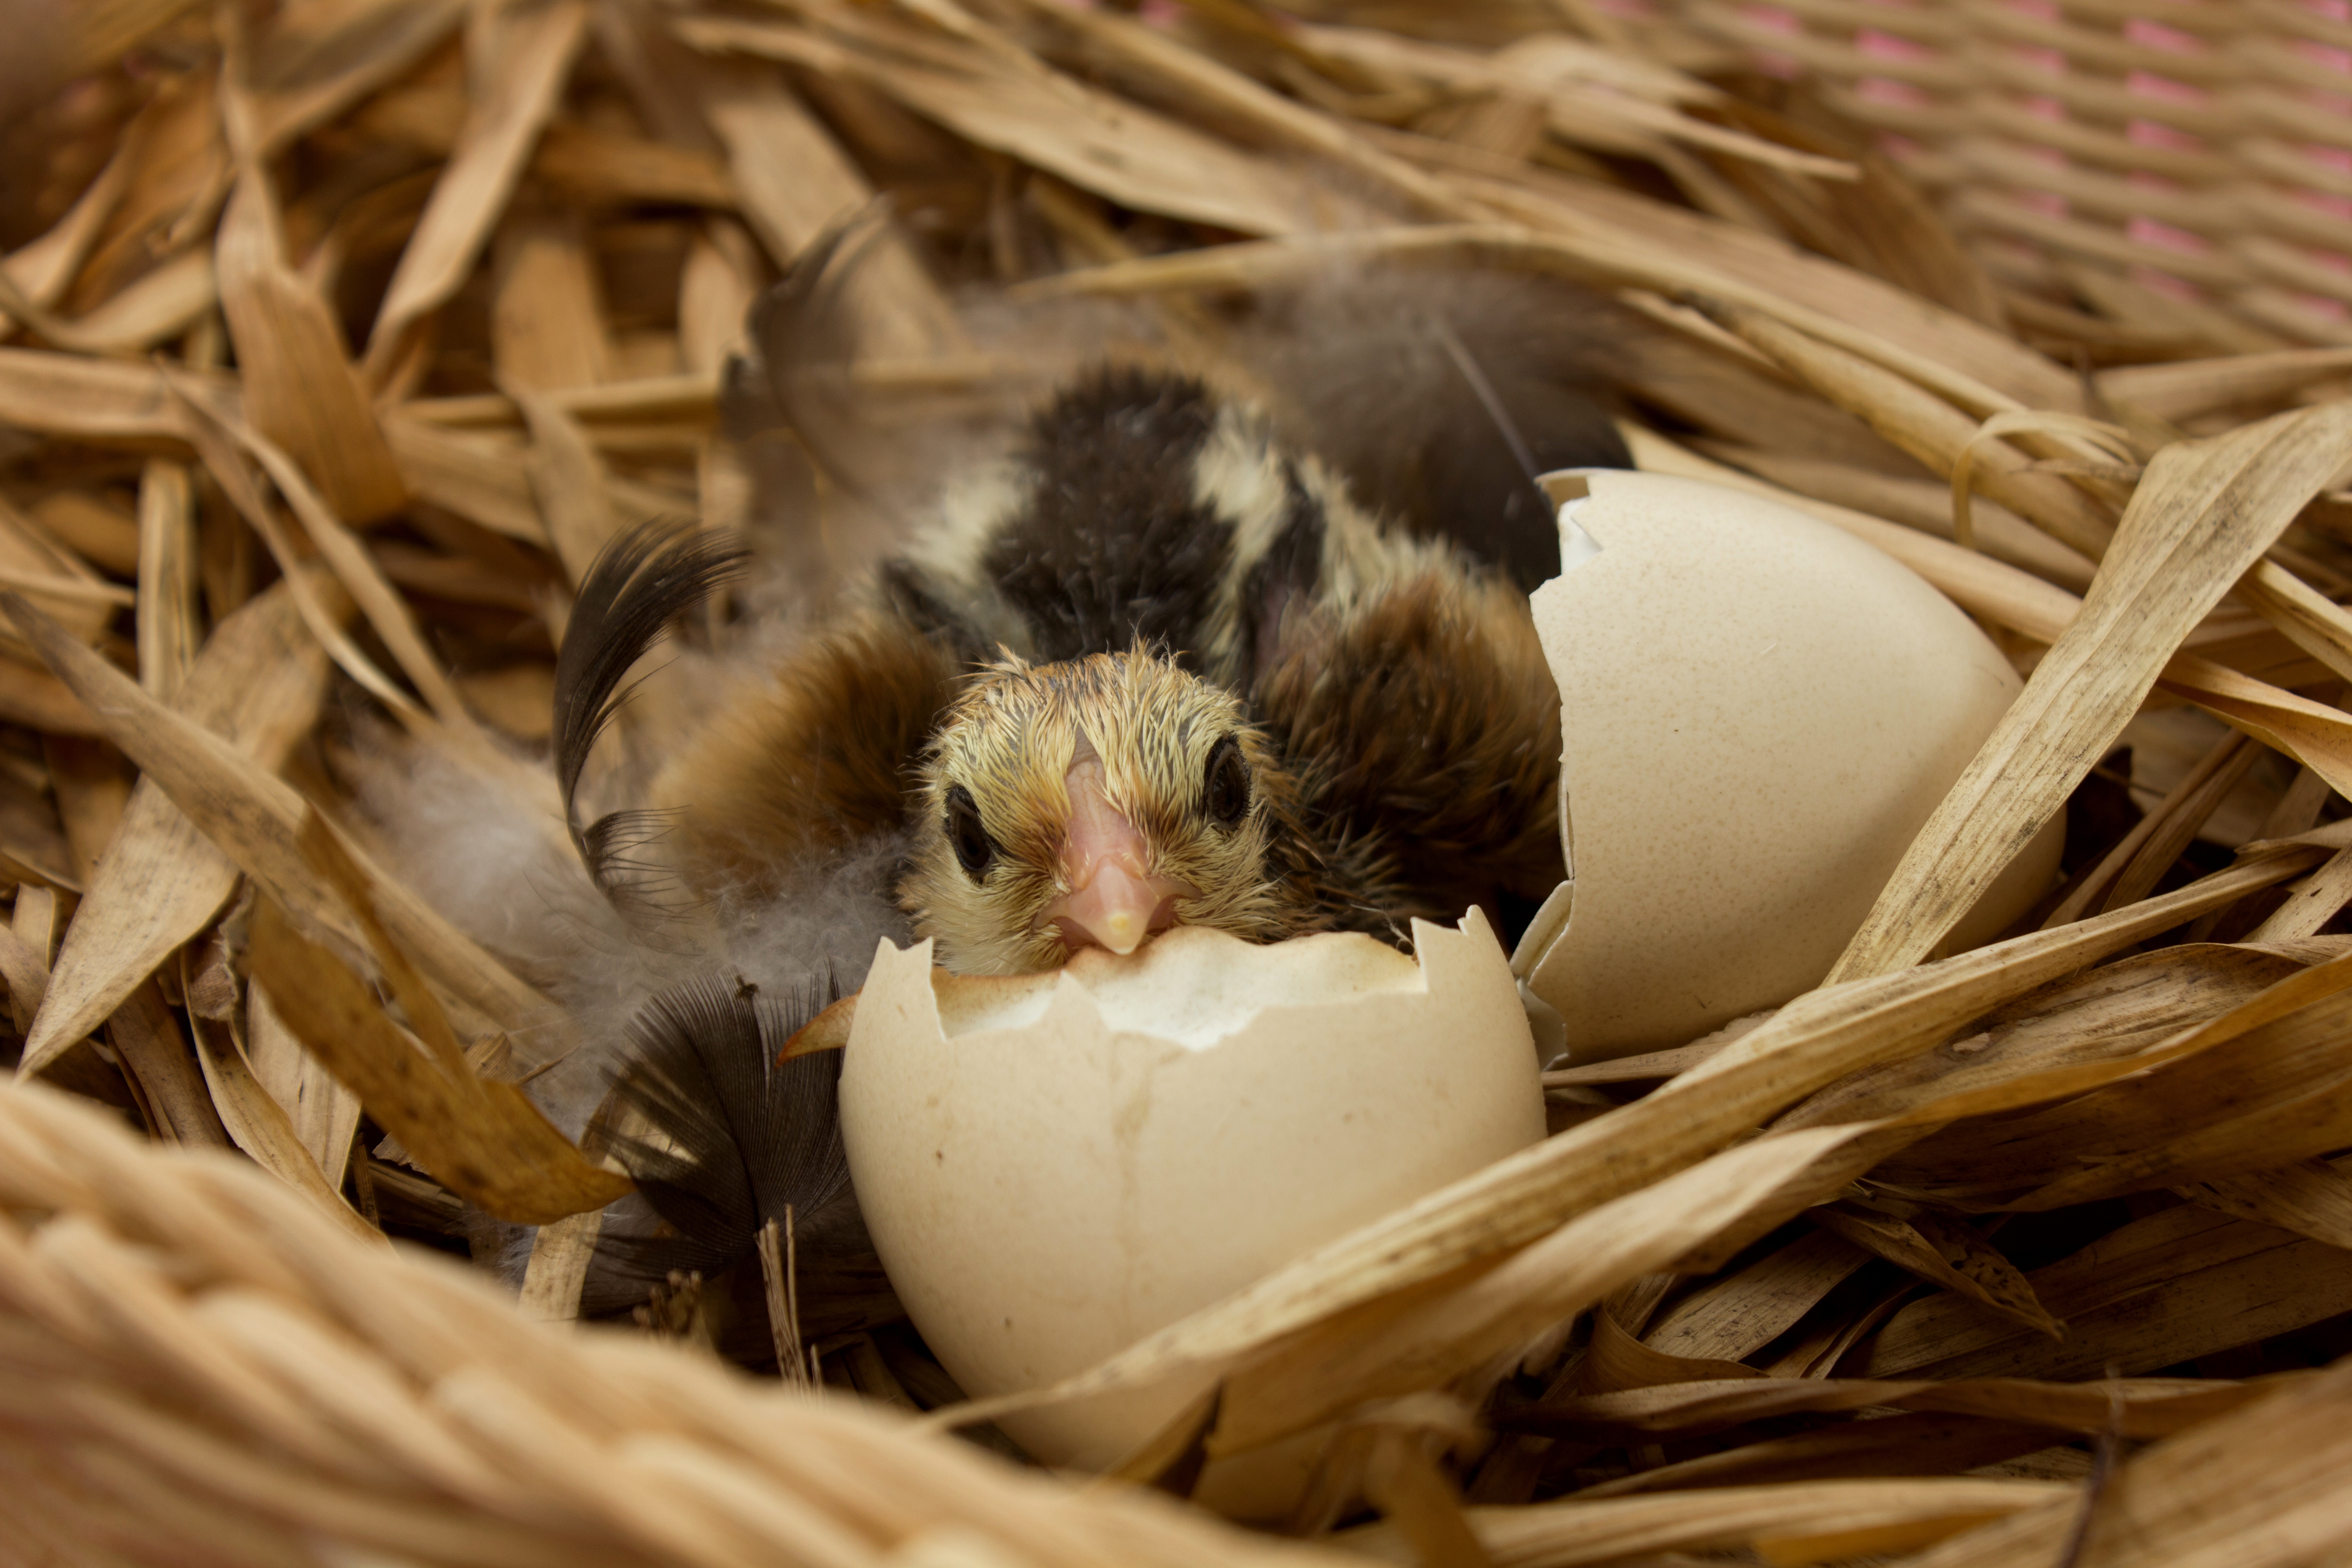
left=1519, top=469, right=2062, bottom=1062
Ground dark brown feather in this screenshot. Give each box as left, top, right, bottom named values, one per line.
left=985, top=368, right=1235, bottom=669
left=660, top=611, right=961, bottom=894
left=1258, top=573, right=1564, bottom=923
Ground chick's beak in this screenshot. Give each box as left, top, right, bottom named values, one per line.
left=1037, top=745, right=1192, bottom=956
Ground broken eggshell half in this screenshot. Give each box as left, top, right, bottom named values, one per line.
left=1517, top=468, right=2063, bottom=1063
left=836, top=909, right=1543, bottom=1512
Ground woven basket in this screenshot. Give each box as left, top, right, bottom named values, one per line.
left=0, top=1082, right=1342, bottom=1568
left=1659, top=0, right=2352, bottom=351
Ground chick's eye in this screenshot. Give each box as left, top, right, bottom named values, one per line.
left=945, top=784, right=998, bottom=879
left=1203, top=735, right=1251, bottom=829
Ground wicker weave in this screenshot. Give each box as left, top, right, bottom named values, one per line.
left=0, top=1083, right=1348, bottom=1568
left=1662, top=0, right=2352, bottom=349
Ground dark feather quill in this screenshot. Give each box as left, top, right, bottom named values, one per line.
left=739, top=202, right=896, bottom=501
left=553, top=522, right=749, bottom=896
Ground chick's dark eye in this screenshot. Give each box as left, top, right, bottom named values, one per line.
left=1203, top=735, right=1251, bottom=829
left=945, top=784, right=998, bottom=879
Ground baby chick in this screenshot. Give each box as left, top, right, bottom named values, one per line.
left=559, top=248, right=1626, bottom=975
left=568, top=384, right=1578, bottom=974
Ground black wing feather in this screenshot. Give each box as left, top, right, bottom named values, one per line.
left=583, top=971, right=890, bottom=1337
left=552, top=522, right=749, bottom=894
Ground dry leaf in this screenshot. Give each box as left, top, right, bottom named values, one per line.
left=1515, top=1374, right=2275, bottom=1444
left=246, top=0, right=469, bottom=153
left=0, top=347, right=220, bottom=444
left=103, top=980, right=228, bottom=1149
left=1641, top=1229, right=1870, bottom=1364
left=44, top=733, right=132, bottom=886
left=363, top=0, right=588, bottom=381
left=247, top=976, right=361, bottom=1194
left=181, top=940, right=382, bottom=1246
left=2102, top=347, right=2352, bottom=423
left=1862, top=1186, right=2352, bottom=1382
left=682, top=13, right=1332, bottom=245
left=2178, top=1159, right=2352, bottom=1251
left=1, top=593, right=550, bottom=1031
left=27, top=489, right=142, bottom=577
left=688, top=52, right=964, bottom=357
left=513, top=388, right=622, bottom=587
left=1342, top=1478, right=2064, bottom=1568
left=378, top=412, right=549, bottom=544
left=133, top=458, right=201, bottom=700
left=1886, top=1335, right=2352, bottom=1567
left=518, top=1207, right=604, bottom=1323
left=213, top=169, right=407, bottom=523
left=1778, top=944, right=2310, bottom=1135
left=185, top=382, right=485, bottom=743
left=1831, top=402, right=2352, bottom=983
left=165, top=373, right=426, bottom=724
left=1807, top=1205, right=2059, bottom=1338
left=22, top=573, right=339, bottom=1077
left=1571, top=1410, right=2068, bottom=1498
left=489, top=203, right=612, bottom=393
left=246, top=892, right=625, bottom=1227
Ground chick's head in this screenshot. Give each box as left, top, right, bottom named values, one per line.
left=903, top=647, right=1302, bottom=975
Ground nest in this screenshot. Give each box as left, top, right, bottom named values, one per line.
left=5, top=0, right=2352, bottom=1564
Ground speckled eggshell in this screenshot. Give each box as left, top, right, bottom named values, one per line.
left=1519, top=469, right=2061, bottom=1061
left=837, top=910, right=1543, bottom=1490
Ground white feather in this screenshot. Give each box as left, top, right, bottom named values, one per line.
left=348, top=715, right=912, bottom=1146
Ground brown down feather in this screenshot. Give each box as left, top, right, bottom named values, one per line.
left=1256, top=568, right=1565, bottom=931
left=657, top=612, right=960, bottom=896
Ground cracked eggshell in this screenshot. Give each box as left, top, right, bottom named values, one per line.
left=838, top=910, right=1543, bottom=1494
left=1519, top=469, right=2061, bottom=1062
